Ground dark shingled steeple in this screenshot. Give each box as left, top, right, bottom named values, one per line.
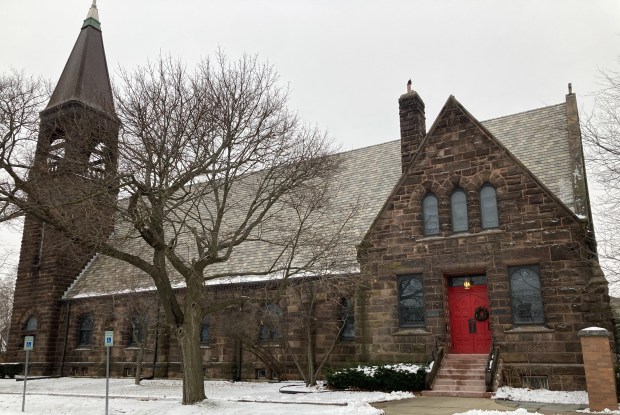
left=44, top=1, right=114, bottom=115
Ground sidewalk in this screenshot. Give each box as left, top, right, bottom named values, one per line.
left=373, top=396, right=588, bottom=415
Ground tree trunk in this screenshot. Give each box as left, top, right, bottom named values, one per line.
left=306, top=317, right=316, bottom=386
left=134, top=342, right=144, bottom=385
left=176, top=278, right=206, bottom=404
left=176, top=315, right=205, bottom=404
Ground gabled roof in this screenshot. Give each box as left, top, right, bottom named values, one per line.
left=43, top=3, right=114, bottom=116
left=63, top=100, right=576, bottom=299
left=482, top=103, right=574, bottom=211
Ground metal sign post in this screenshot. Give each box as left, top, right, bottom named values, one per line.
left=104, top=331, right=113, bottom=415
left=22, top=336, right=34, bottom=412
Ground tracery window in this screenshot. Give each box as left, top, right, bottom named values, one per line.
left=509, top=265, right=545, bottom=325
left=78, top=314, right=94, bottom=346
left=398, top=275, right=425, bottom=327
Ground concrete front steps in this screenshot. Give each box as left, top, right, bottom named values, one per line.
left=423, top=353, right=492, bottom=398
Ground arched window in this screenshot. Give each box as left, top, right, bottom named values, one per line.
left=24, top=315, right=37, bottom=331
left=47, top=137, right=65, bottom=172
left=451, top=188, right=468, bottom=232
left=78, top=315, right=94, bottom=346
left=339, top=298, right=355, bottom=340
left=129, top=315, right=146, bottom=346
left=480, top=184, right=499, bottom=229
left=258, top=304, right=283, bottom=342
left=200, top=317, right=211, bottom=344
left=422, top=194, right=440, bottom=236
left=88, top=142, right=107, bottom=177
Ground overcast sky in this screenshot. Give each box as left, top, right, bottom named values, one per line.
left=1, top=0, right=619, bottom=275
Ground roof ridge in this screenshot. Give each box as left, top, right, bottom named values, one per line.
left=337, top=139, right=399, bottom=156
left=481, top=102, right=565, bottom=124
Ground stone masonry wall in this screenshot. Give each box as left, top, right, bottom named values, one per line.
left=60, top=280, right=356, bottom=381
left=357, top=97, right=614, bottom=390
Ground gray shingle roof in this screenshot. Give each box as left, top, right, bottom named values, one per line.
left=64, top=101, right=573, bottom=299
left=482, top=103, right=573, bottom=211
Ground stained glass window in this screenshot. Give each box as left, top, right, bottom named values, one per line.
left=398, top=275, right=425, bottom=327
left=509, top=265, right=544, bottom=325
left=423, top=194, right=440, bottom=236
left=480, top=184, right=499, bottom=229
left=451, top=189, right=468, bottom=232
left=78, top=314, right=94, bottom=346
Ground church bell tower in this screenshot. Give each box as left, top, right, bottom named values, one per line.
left=7, top=1, right=118, bottom=375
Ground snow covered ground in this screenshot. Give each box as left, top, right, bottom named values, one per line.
left=0, top=377, right=411, bottom=415
left=0, top=377, right=617, bottom=415
left=494, top=386, right=588, bottom=405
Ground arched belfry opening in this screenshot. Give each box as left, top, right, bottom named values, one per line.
left=7, top=1, right=119, bottom=375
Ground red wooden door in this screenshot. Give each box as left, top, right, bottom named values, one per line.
left=448, top=285, right=491, bottom=354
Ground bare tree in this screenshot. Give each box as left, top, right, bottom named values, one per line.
left=0, top=273, right=15, bottom=352
left=128, top=297, right=161, bottom=385
left=225, top=185, right=363, bottom=386
left=582, top=62, right=620, bottom=289
left=0, top=54, right=342, bottom=404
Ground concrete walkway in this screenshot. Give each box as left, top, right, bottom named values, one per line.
left=373, top=396, right=588, bottom=415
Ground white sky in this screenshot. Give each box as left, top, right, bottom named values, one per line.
left=2, top=0, right=619, bottom=149
left=0, top=0, right=619, bottom=276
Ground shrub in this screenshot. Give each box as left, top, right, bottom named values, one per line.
left=326, top=364, right=426, bottom=392
left=0, top=363, right=24, bottom=379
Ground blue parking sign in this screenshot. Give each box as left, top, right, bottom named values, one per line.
left=104, top=331, right=114, bottom=347
left=24, top=336, right=34, bottom=351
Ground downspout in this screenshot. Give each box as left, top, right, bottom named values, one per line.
left=59, top=301, right=71, bottom=377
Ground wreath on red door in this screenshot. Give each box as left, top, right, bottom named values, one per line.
left=474, top=306, right=489, bottom=322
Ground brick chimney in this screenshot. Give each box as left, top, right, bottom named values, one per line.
left=399, top=80, right=426, bottom=171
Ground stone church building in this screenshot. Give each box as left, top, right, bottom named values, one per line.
left=7, top=3, right=614, bottom=394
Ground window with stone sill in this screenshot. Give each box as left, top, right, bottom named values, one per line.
left=398, top=275, right=425, bottom=328
left=509, top=265, right=545, bottom=325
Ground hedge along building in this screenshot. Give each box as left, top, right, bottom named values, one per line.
left=7, top=3, right=614, bottom=392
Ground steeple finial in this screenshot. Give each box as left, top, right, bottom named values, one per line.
left=82, top=0, right=101, bottom=30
